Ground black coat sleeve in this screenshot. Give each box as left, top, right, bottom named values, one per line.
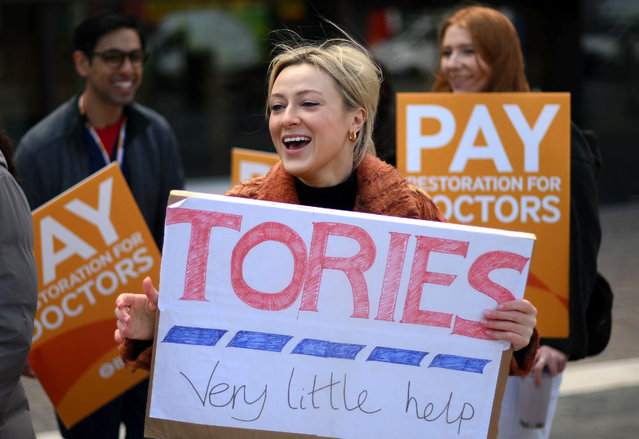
left=542, top=122, right=603, bottom=360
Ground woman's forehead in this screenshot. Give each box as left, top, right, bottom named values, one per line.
left=271, top=64, right=336, bottom=94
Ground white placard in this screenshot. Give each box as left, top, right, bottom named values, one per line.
left=148, top=191, right=535, bottom=438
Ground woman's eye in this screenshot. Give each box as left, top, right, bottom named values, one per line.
left=463, top=48, right=475, bottom=55
left=270, top=103, right=284, bottom=112
left=302, top=101, right=318, bottom=107
left=442, top=49, right=452, bottom=57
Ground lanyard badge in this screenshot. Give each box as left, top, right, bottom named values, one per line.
left=78, top=94, right=127, bottom=166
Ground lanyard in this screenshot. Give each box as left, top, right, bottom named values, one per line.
left=78, top=94, right=127, bottom=166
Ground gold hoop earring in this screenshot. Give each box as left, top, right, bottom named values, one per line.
left=348, top=131, right=358, bottom=142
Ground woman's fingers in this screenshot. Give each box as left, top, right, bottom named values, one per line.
left=484, top=299, right=537, bottom=318
left=482, top=299, right=537, bottom=351
left=533, top=345, right=569, bottom=386
left=113, top=288, right=156, bottom=341
left=142, top=276, right=159, bottom=311
left=114, top=328, right=123, bottom=344
left=485, top=328, right=532, bottom=351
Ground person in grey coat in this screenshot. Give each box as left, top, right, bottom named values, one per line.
left=0, top=127, right=38, bottom=439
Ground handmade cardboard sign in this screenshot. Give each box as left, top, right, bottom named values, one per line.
left=29, top=163, right=157, bottom=427
left=145, top=191, right=535, bottom=438
left=231, top=147, right=280, bottom=187
left=397, top=93, right=570, bottom=337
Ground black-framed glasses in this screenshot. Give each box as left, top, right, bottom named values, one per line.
left=92, top=49, right=148, bottom=68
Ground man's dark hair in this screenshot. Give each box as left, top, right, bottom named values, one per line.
left=73, top=11, right=145, bottom=56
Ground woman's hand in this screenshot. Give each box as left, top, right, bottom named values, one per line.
left=114, top=276, right=159, bottom=343
left=482, top=299, right=537, bottom=352
left=533, top=345, right=568, bottom=386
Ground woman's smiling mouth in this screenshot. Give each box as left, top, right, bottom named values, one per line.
left=283, top=136, right=311, bottom=150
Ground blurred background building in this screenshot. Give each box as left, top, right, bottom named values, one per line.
left=1, top=0, right=637, bottom=203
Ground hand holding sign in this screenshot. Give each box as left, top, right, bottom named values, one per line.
left=114, top=276, right=158, bottom=342
left=482, top=299, right=537, bottom=351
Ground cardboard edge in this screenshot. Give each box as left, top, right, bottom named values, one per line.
left=487, top=348, right=514, bottom=439
left=168, top=189, right=198, bottom=204
left=147, top=417, right=328, bottom=439
left=144, top=307, right=163, bottom=438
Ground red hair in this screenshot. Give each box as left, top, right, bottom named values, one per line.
left=432, top=6, right=529, bottom=92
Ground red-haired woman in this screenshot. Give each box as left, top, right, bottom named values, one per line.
left=433, top=5, right=529, bottom=93
left=432, top=5, right=610, bottom=439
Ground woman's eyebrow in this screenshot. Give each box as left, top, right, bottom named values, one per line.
left=270, top=89, right=323, bottom=99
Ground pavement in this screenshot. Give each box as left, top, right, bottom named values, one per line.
left=23, top=177, right=639, bottom=438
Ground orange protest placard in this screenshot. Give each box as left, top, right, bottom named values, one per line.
left=29, top=163, right=159, bottom=427
left=231, top=147, right=279, bottom=187
left=397, top=93, right=571, bottom=337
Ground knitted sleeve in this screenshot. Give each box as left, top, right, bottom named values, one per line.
left=509, top=327, right=540, bottom=376
left=119, top=338, right=153, bottom=371
left=408, top=184, right=447, bottom=222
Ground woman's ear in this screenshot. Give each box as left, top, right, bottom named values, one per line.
left=350, top=107, right=366, bottom=134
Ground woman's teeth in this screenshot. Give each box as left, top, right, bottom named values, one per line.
left=283, top=136, right=311, bottom=149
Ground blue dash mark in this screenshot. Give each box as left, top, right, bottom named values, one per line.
left=428, top=354, right=490, bottom=374
left=367, top=347, right=428, bottom=366
left=162, top=326, right=227, bottom=346
left=227, top=330, right=293, bottom=352
left=292, top=339, right=364, bottom=360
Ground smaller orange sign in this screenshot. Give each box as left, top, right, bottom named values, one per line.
left=231, top=147, right=279, bottom=187
left=29, top=163, right=160, bottom=427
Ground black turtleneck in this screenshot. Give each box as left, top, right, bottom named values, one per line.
left=294, top=170, right=357, bottom=211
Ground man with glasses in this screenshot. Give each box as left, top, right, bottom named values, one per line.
left=15, top=11, right=184, bottom=439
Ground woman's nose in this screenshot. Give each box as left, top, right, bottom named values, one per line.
left=447, top=51, right=461, bottom=68
left=281, top=107, right=300, bottom=126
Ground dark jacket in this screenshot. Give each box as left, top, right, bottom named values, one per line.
left=0, top=149, right=37, bottom=438
left=120, top=155, right=538, bottom=376
left=15, top=95, right=184, bottom=249
left=542, top=123, right=612, bottom=360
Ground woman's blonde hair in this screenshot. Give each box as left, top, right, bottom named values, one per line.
left=432, top=5, right=530, bottom=92
left=267, top=34, right=382, bottom=168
